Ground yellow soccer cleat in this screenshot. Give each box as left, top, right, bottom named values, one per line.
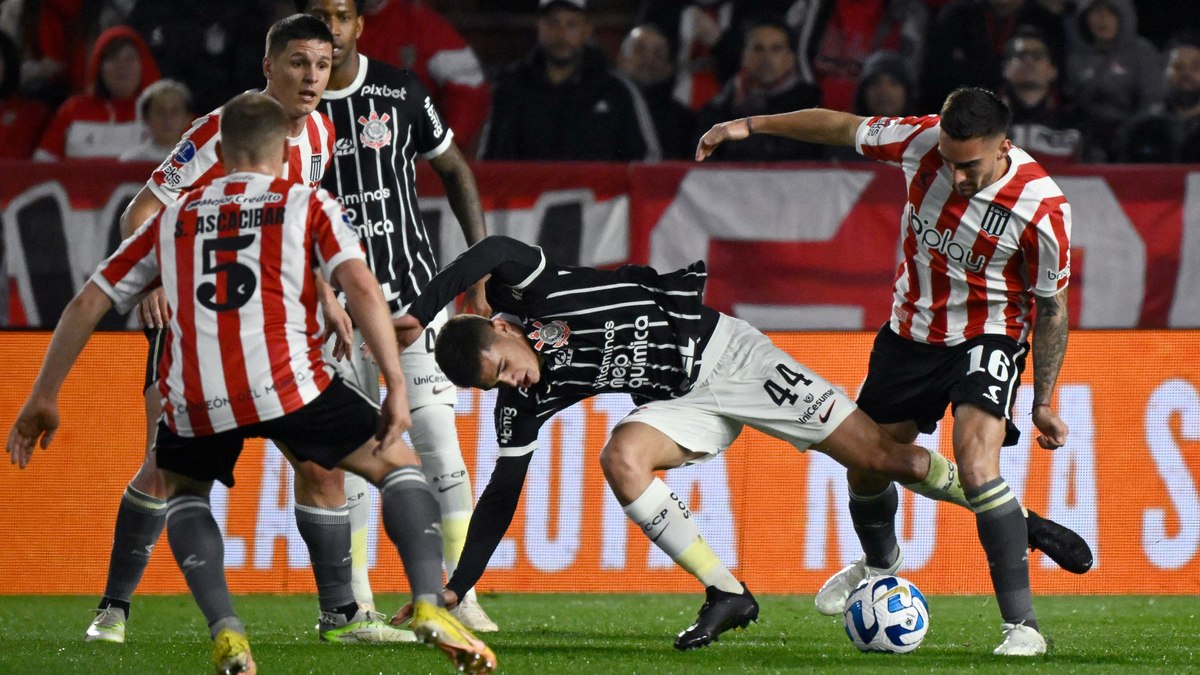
left=410, top=600, right=497, bottom=674
left=212, top=628, right=257, bottom=675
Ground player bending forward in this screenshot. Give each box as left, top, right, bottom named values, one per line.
left=387, top=235, right=1086, bottom=651
left=7, top=93, right=495, bottom=675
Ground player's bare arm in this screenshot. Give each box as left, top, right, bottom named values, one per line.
left=8, top=282, right=114, bottom=467
left=334, top=258, right=411, bottom=440
left=430, top=142, right=491, bottom=317
left=120, top=187, right=172, bottom=329
left=695, top=108, right=867, bottom=161
left=315, top=275, right=353, bottom=361
left=1031, top=287, right=1069, bottom=449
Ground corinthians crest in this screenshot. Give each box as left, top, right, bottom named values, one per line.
left=357, top=110, right=392, bottom=150
left=528, top=320, right=571, bottom=351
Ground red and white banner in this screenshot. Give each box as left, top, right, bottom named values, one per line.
left=3, top=160, right=1200, bottom=329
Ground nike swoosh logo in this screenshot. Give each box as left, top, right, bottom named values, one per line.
left=432, top=384, right=453, bottom=395
left=650, top=523, right=670, bottom=543
left=819, top=401, right=836, bottom=424
left=438, top=481, right=464, bottom=493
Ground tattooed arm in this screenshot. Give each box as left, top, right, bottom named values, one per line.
left=1031, top=287, right=1069, bottom=449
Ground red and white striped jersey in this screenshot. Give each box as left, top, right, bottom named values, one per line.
left=856, top=115, right=1072, bottom=346
left=148, top=105, right=335, bottom=204
left=92, top=172, right=366, bottom=437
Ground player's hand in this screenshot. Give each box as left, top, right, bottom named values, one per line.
left=695, top=117, right=752, bottom=162
left=138, top=287, right=170, bottom=329
left=377, top=388, right=412, bottom=445
left=322, top=300, right=354, bottom=362
left=1032, top=405, right=1068, bottom=449
left=393, top=314, right=425, bottom=351
left=462, top=278, right=492, bottom=317
left=388, top=589, right=459, bottom=626
left=7, top=396, right=59, bottom=468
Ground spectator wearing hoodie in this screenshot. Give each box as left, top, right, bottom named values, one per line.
left=1065, top=0, right=1164, bottom=162
left=480, top=0, right=660, bottom=162
left=34, top=25, right=159, bottom=160
left=693, top=15, right=822, bottom=162
left=826, top=49, right=915, bottom=162
left=0, top=29, right=51, bottom=158
left=1114, top=32, right=1200, bottom=163
left=1000, top=26, right=1082, bottom=164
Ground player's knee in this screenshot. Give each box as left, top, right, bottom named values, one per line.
left=599, top=439, right=642, bottom=483
left=294, top=464, right=347, bottom=504
left=875, top=441, right=926, bottom=482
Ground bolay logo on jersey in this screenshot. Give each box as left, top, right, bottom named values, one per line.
left=357, top=110, right=393, bottom=150
left=528, top=320, right=571, bottom=351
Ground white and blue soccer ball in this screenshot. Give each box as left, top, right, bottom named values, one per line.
left=843, top=575, right=930, bottom=653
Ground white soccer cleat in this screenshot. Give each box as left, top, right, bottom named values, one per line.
left=814, top=551, right=903, bottom=616
left=451, top=594, right=499, bottom=633
left=993, top=622, right=1047, bottom=656
left=319, top=607, right=419, bottom=643
left=85, top=607, right=127, bottom=643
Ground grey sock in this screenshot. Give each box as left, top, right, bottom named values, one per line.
left=380, top=467, right=444, bottom=605
left=967, top=478, right=1038, bottom=630
left=849, top=483, right=900, bottom=569
left=294, top=503, right=356, bottom=611
left=102, top=486, right=166, bottom=608
left=165, top=494, right=239, bottom=639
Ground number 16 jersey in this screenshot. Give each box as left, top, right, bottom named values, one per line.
left=92, top=172, right=366, bottom=437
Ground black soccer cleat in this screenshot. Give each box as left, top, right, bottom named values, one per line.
left=1026, top=508, right=1094, bottom=574
left=674, top=582, right=759, bottom=651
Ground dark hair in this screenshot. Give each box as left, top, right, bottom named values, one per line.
left=220, top=92, right=288, bottom=161
left=1166, top=30, right=1200, bottom=53
left=939, top=87, right=1011, bottom=140
left=1005, top=25, right=1053, bottom=61
left=742, top=15, right=798, bottom=55
left=303, top=0, right=362, bottom=19
left=265, top=14, right=334, bottom=58
left=435, top=315, right=499, bottom=389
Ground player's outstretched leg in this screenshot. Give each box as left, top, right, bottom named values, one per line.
left=164, top=490, right=256, bottom=674
left=376, top=466, right=496, bottom=673
left=409, top=405, right=499, bottom=633
left=815, top=482, right=904, bottom=615
left=87, top=484, right=165, bottom=643
left=1025, top=508, right=1093, bottom=574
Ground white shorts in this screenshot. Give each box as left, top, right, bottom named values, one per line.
left=325, top=307, right=456, bottom=410
left=615, top=315, right=856, bottom=461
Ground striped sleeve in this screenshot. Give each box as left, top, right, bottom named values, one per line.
left=148, top=112, right=223, bottom=203
left=1025, top=196, right=1072, bottom=297
left=856, top=115, right=938, bottom=167
left=91, top=208, right=163, bottom=314
left=307, top=187, right=366, bottom=279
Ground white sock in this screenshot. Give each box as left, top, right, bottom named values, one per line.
left=622, top=478, right=741, bottom=593
left=343, top=471, right=374, bottom=610
left=409, top=405, right=473, bottom=580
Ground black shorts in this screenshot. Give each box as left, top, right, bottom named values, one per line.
left=856, top=325, right=1028, bottom=446
left=143, top=327, right=166, bottom=392
left=154, top=377, right=379, bottom=487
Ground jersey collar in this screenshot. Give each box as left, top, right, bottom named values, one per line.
left=323, top=54, right=368, bottom=100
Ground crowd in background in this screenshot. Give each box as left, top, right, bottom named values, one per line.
left=1, top=0, right=1198, bottom=164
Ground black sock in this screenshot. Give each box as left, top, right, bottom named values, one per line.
left=379, top=467, right=444, bottom=605
left=967, top=478, right=1038, bottom=630
left=849, top=483, right=900, bottom=569
left=97, top=597, right=132, bottom=619
left=101, top=486, right=167, bottom=612
left=294, top=504, right=356, bottom=612
left=165, top=494, right=239, bottom=639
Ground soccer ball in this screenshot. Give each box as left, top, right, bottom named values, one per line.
left=843, top=575, right=929, bottom=653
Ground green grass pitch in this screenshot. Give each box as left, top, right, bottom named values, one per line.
left=0, top=594, right=1194, bottom=674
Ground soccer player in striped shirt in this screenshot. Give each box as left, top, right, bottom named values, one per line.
left=88, top=15, right=403, bottom=644
left=696, top=87, right=1089, bottom=655
left=306, top=0, right=497, bottom=632
left=386, top=235, right=993, bottom=650
left=7, top=93, right=496, bottom=675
